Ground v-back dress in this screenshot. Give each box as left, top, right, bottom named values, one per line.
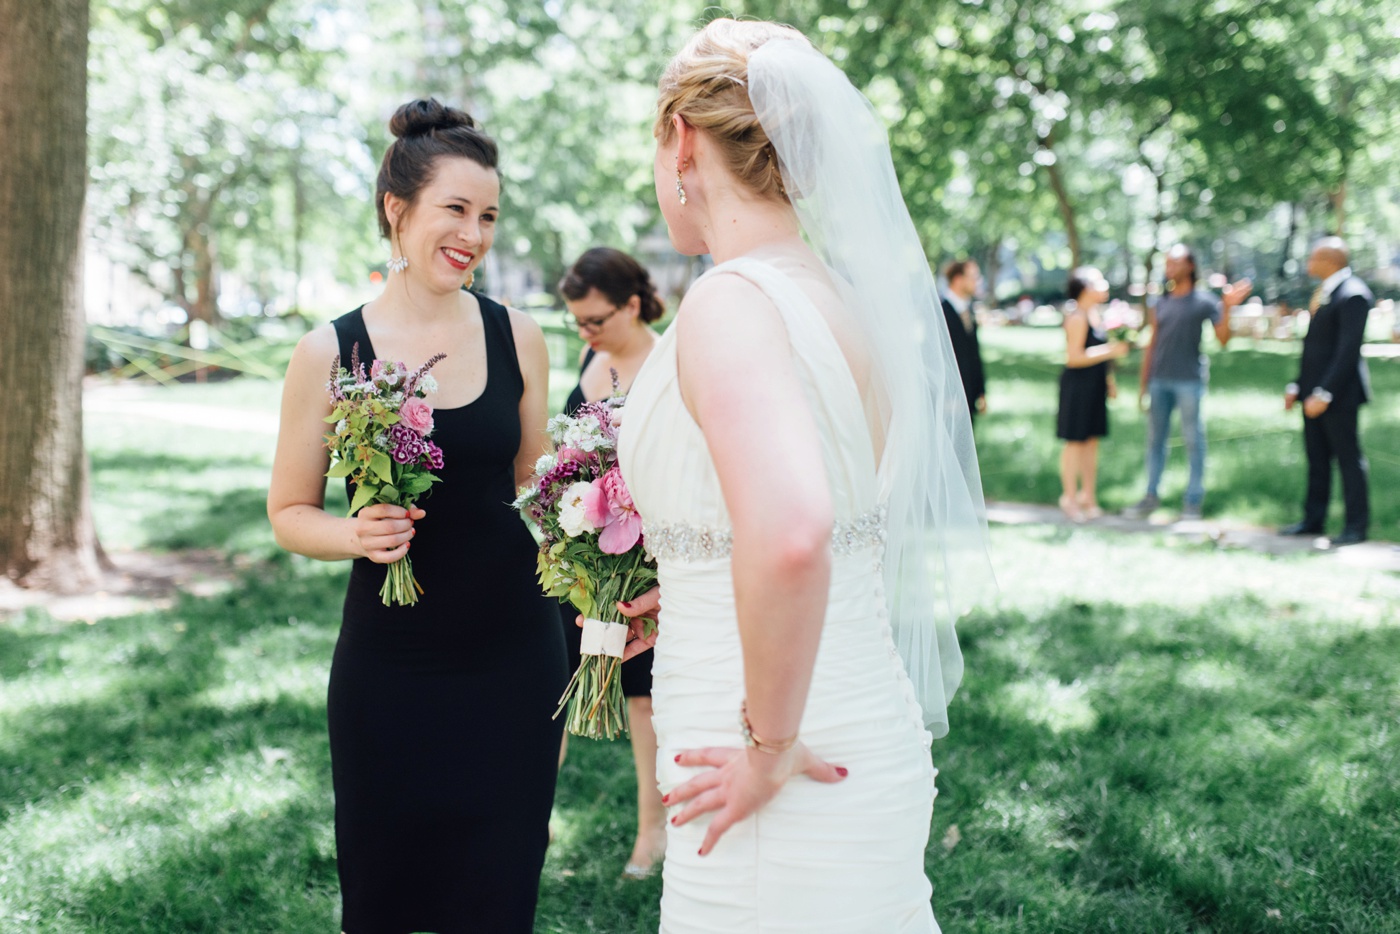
left=618, top=257, right=941, bottom=933
left=328, top=295, right=567, bottom=933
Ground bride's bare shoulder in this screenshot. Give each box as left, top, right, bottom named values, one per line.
left=675, top=269, right=779, bottom=333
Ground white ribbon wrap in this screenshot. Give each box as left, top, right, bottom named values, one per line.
left=579, top=618, right=629, bottom=659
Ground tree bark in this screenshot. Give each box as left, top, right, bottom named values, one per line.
left=0, top=0, right=106, bottom=590
left=1038, top=132, right=1081, bottom=269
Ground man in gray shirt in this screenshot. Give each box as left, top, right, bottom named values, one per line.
left=1124, top=244, right=1252, bottom=520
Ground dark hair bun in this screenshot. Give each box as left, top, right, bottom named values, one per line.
left=390, top=98, right=476, bottom=139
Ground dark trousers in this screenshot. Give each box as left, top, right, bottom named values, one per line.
left=1302, top=404, right=1369, bottom=534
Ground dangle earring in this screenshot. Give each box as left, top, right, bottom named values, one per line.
left=387, top=255, right=408, bottom=273
left=464, top=271, right=475, bottom=290
left=675, top=162, right=687, bottom=206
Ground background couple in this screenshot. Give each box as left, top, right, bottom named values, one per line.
left=269, top=17, right=991, bottom=934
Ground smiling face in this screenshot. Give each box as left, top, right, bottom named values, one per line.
left=385, top=156, right=500, bottom=294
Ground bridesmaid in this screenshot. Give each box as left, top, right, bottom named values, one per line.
left=555, top=247, right=666, bottom=878
left=1056, top=266, right=1130, bottom=520
left=267, top=99, right=566, bottom=933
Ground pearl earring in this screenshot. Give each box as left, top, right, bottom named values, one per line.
left=675, top=165, right=687, bottom=206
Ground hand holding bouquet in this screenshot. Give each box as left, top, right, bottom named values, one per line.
left=325, top=344, right=446, bottom=606
left=513, top=394, right=657, bottom=739
left=1102, top=300, right=1141, bottom=345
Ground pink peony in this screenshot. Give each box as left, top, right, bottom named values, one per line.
left=399, top=396, right=435, bottom=436
left=556, top=446, right=588, bottom=465
left=583, top=467, right=642, bottom=554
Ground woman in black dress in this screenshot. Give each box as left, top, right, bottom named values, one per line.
left=556, top=247, right=666, bottom=878
left=1057, top=267, right=1130, bottom=521
left=267, top=99, right=566, bottom=933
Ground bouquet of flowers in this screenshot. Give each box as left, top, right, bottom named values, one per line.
left=324, top=343, right=446, bottom=606
left=513, top=393, right=657, bottom=740
left=1102, top=300, right=1141, bottom=344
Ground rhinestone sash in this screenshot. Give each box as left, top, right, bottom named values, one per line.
left=642, top=505, right=887, bottom=563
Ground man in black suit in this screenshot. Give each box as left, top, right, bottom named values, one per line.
left=941, top=259, right=987, bottom=422
left=1281, top=237, right=1372, bottom=545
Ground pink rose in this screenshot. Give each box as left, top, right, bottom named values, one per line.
left=556, top=446, right=588, bottom=465
left=399, top=396, right=435, bottom=436
left=583, top=467, right=642, bottom=554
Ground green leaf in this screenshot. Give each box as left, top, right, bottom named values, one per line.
left=370, top=452, right=393, bottom=483
left=347, top=482, right=378, bottom=516
left=325, top=458, right=353, bottom=479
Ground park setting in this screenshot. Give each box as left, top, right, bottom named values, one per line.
left=3, top=1, right=1399, bottom=932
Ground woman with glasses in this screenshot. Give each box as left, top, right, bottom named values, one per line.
left=556, top=246, right=666, bottom=878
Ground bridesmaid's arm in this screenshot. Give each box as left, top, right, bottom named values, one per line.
left=508, top=307, right=551, bottom=490
left=266, top=326, right=420, bottom=563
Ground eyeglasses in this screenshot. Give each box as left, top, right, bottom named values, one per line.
left=562, top=305, right=623, bottom=333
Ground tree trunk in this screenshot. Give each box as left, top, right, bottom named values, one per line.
left=1038, top=133, right=1081, bottom=269
left=0, top=0, right=106, bottom=590
left=1329, top=181, right=1347, bottom=237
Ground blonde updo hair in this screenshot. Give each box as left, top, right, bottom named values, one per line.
left=655, top=18, right=809, bottom=203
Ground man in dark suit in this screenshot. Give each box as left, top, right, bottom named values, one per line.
left=1281, top=237, right=1373, bottom=545
left=941, top=259, right=987, bottom=422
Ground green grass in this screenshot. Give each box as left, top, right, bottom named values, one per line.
left=977, top=327, right=1400, bottom=536
left=0, top=366, right=1392, bottom=931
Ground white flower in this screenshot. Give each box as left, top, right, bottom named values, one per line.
left=562, top=415, right=603, bottom=452
left=557, top=481, right=598, bottom=537
left=418, top=373, right=439, bottom=394
left=546, top=414, right=573, bottom=444
left=335, top=419, right=348, bottom=434
left=534, top=453, right=557, bottom=475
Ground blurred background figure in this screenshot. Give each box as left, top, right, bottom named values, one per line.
left=1281, top=237, right=1373, bottom=545
left=1057, top=267, right=1130, bottom=521
left=941, top=259, right=988, bottom=422
left=1124, top=244, right=1251, bottom=521
left=556, top=247, right=667, bottom=878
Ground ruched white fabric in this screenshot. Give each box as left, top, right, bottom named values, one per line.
left=618, top=256, right=942, bottom=934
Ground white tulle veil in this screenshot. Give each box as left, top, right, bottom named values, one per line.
left=749, top=38, right=996, bottom=737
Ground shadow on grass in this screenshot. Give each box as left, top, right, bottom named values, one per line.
left=934, top=596, right=1400, bottom=933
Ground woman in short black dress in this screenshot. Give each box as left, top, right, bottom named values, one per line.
left=555, top=247, right=667, bottom=878
left=268, top=99, right=566, bottom=933
left=1057, top=267, right=1130, bottom=521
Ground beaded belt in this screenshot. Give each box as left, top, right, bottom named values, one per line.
left=642, top=505, right=888, bottom=563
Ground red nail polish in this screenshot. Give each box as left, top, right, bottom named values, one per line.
left=674, top=754, right=681, bottom=763
left=836, top=766, right=848, bottom=777
left=670, top=816, right=678, bottom=825
left=661, top=794, right=670, bottom=804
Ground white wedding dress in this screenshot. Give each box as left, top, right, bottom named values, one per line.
left=618, top=255, right=942, bottom=934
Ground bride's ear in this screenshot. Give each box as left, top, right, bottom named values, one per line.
left=672, top=114, right=696, bottom=170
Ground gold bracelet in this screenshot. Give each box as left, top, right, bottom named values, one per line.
left=739, top=701, right=798, bottom=755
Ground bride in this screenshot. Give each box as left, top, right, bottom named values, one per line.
left=614, top=18, right=993, bottom=933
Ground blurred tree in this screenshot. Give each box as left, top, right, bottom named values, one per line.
left=0, top=0, right=106, bottom=588
left=89, top=0, right=373, bottom=323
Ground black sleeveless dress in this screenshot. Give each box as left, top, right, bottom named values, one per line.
left=559, top=349, right=654, bottom=698
left=328, top=296, right=567, bottom=934
left=1056, top=317, right=1111, bottom=441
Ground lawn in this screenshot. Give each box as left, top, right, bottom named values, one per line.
left=0, top=363, right=1396, bottom=932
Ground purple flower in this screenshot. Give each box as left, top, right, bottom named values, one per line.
left=424, top=441, right=444, bottom=470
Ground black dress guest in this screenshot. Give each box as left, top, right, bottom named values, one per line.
left=1282, top=237, right=1373, bottom=545
left=267, top=99, right=566, bottom=933
left=940, top=259, right=987, bottom=420
left=1056, top=267, right=1130, bottom=521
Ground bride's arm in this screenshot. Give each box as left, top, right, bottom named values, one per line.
left=679, top=273, right=832, bottom=745
left=667, top=273, right=847, bottom=854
